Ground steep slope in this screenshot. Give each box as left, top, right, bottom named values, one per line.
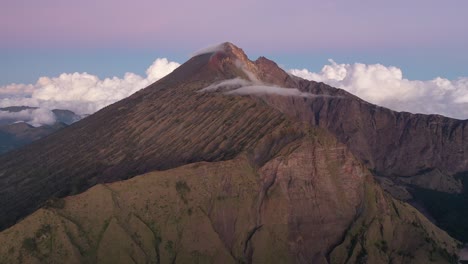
left=232, top=72, right=468, bottom=241
left=0, top=127, right=460, bottom=264
left=230, top=56, right=467, bottom=195
left=0, top=42, right=466, bottom=243
left=260, top=87, right=467, bottom=193
left=0, top=43, right=299, bottom=230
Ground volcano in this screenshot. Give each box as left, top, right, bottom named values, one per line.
left=0, top=43, right=465, bottom=263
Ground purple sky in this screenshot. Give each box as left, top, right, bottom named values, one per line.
left=1, top=0, right=468, bottom=120
left=0, top=0, right=467, bottom=84
left=2, top=0, right=467, bottom=50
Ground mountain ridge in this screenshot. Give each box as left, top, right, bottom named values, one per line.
left=0, top=42, right=466, bottom=244
left=0, top=126, right=461, bottom=263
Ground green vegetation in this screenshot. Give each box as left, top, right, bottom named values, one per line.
left=374, top=240, right=388, bottom=253
left=164, top=240, right=174, bottom=252
left=22, top=237, right=37, bottom=252
left=346, top=234, right=359, bottom=260
left=397, top=250, right=415, bottom=259
left=436, top=247, right=459, bottom=263
left=355, top=247, right=368, bottom=264
left=175, top=180, right=191, bottom=203
left=35, top=224, right=52, bottom=238
left=0, top=142, right=461, bottom=264
left=165, top=240, right=177, bottom=262
left=344, top=223, right=372, bottom=263
left=190, top=250, right=213, bottom=264
left=145, top=219, right=162, bottom=263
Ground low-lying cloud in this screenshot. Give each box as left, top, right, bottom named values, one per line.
left=226, top=85, right=322, bottom=97
left=191, top=43, right=226, bottom=57
left=200, top=78, right=251, bottom=92
left=289, top=60, right=468, bottom=120
left=0, top=108, right=56, bottom=127
left=0, top=58, right=180, bottom=117
left=200, top=78, right=337, bottom=98
left=2, top=56, right=467, bottom=127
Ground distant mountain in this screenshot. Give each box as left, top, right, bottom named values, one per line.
left=0, top=106, right=32, bottom=112
left=0, top=43, right=465, bottom=263
left=0, top=106, right=81, bottom=126
left=0, top=107, right=82, bottom=154
left=51, top=109, right=82, bottom=125
left=0, top=122, right=67, bottom=154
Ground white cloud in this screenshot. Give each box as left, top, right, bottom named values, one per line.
left=201, top=78, right=340, bottom=98
left=146, top=58, right=181, bottom=81
left=200, top=78, right=251, bottom=92
left=191, top=43, right=225, bottom=57
left=0, top=108, right=56, bottom=127
left=289, top=60, right=468, bottom=120
left=28, top=108, right=57, bottom=127
left=226, top=85, right=317, bottom=97
left=0, top=83, right=34, bottom=97
left=1, top=56, right=467, bottom=127
left=0, top=58, right=180, bottom=117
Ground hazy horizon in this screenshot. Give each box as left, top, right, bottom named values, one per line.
left=1, top=1, right=467, bottom=119
left=1, top=0, right=467, bottom=84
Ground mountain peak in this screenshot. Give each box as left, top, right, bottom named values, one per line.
left=196, top=42, right=253, bottom=74
left=192, top=42, right=248, bottom=61
left=186, top=42, right=295, bottom=87
left=220, top=42, right=249, bottom=61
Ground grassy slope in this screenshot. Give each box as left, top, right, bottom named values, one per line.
left=0, top=128, right=460, bottom=264
left=330, top=179, right=460, bottom=264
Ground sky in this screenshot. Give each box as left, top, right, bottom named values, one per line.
left=0, top=0, right=467, bottom=121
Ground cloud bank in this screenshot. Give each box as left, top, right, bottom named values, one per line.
left=200, top=78, right=338, bottom=99
left=0, top=108, right=56, bottom=127
left=289, top=60, right=468, bottom=120
left=200, top=78, right=252, bottom=92
left=226, top=85, right=320, bottom=97
left=0, top=58, right=180, bottom=117
left=2, top=56, right=467, bottom=127
left=191, top=43, right=226, bottom=57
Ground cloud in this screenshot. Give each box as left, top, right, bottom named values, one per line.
left=289, top=60, right=468, bottom=120
left=2, top=55, right=467, bottom=127
left=201, top=78, right=339, bottom=98
left=226, top=85, right=325, bottom=98
left=200, top=78, right=251, bottom=92
left=28, top=108, right=57, bottom=127
left=0, top=58, right=180, bottom=117
left=0, top=108, right=56, bottom=127
left=146, top=58, right=181, bottom=81
left=0, top=83, right=34, bottom=97
left=191, top=43, right=226, bottom=57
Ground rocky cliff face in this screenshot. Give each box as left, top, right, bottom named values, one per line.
left=259, top=86, right=467, bottom=194
left=0, top=127, right=460, bottom=264
left=219, top=54, right=468, bottom=241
